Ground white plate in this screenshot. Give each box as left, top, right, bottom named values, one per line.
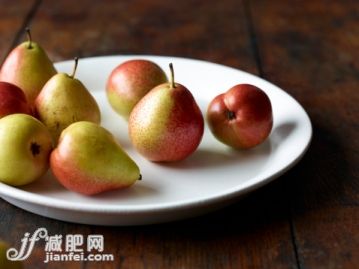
left=0, top=55, right=312, bottom=226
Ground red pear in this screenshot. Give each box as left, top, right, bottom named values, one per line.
left=129, top=63, right=204, bottom=162
left=207, top=84, right=273, bottom=149
left=0, top=29, right=56, bottom=107
left=50, top=121, right=141, bottom=195
left=106, top=59, right=167, bottom=119
left=0, top=82, right=31, bottom=118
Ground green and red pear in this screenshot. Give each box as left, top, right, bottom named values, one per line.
left=0, top=28, right=56, bottom=107
left=50, top=121, right=141, bottom=195
left=207, top=84, right=273, bottom=149
left=0, top=82, right=32, bottom=118
left=106, top=59, right=167, bottom=119
left=129, top=63, right=204, bottom=162
left=0, top=114, right=53, bottom=186
left=35, top=57, right=101, bottom=142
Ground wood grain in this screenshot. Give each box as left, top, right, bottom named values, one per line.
left=28, top=0, right=258, bottom=73
left=0, top=0, right=358, bottom=268
left=0, top=0, right=38, bottom=64
left=247, top=0, right=359, bottom=268
left=84, top=181, right=297, bottom=269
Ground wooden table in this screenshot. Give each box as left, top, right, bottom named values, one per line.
left=0, top=1, right=358, bottom=268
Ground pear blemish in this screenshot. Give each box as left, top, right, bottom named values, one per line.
left=0, top=114, right=52, bottom=186
left=30, top=142, right=41, bottom=156
left=35, top=57, right=101, bottom=142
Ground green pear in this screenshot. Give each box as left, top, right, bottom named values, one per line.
left=35, top=57, right=101, bottom=142
left=0, top=241, right=23, bottom=269
left=0, top=28, right=57, bottom=107
left=129, top=63, right=204, bottom=162
left=0, top=114, right=53, bottom=186
left=50, top=121, right=141, bottom=195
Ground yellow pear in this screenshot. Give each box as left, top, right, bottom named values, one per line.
left=35, top=58, right=101, bottom=142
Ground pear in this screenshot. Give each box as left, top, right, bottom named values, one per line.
left=0, top=241, right=23, bottom=269
left=0, top=114, right=53, bottom=186
left=129, top=63, right=204, bottom=162
left=35, top=57, right=101, bottom=142
left=0, top=82, right=32, bottom=118
left=207, top=84, right=273, bottom=149
left=106, top=59, right=167, bottom=119
left=50, top=121, right=141, bottom=195
left=0, top=28, right=56, bottom=107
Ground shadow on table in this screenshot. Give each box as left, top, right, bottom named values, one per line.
left=101, top=121, right=352, bottom=237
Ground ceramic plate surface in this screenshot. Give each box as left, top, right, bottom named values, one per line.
left=0, top=55, right=312, bottom=225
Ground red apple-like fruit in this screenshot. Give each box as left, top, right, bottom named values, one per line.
left=207, top=84, right=273, bottom=149
left=106, top=59, right=167, bottom=119
left=0, top=81, right=31, bottom=118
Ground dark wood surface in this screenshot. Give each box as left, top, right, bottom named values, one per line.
left=0, top=0, right=358, bottom=268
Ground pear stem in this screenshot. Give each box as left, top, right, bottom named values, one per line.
left=70, top=57, right=79, bottom=79
left=26, top=28, right=33, bottom=49
left=169, top=63, right=176, bottom=89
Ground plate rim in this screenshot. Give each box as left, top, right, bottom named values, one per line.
left=0, top=54, right=312, bottom=214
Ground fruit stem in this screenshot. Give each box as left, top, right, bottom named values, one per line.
left=70, top=57, right=79, bottom=79
left=138, top=174, right=142, bottom=181
left=26, top=28, right=33, bottom=49
left=169, top=63, right=176, bottom=89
